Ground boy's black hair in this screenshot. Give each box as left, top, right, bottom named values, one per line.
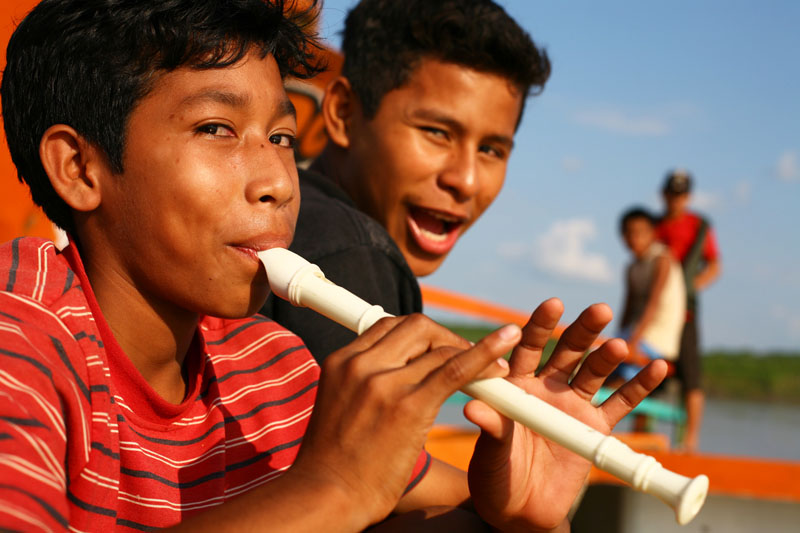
left=620, top=206, right=657, bottom=235
left=341, top=0, right=551, bottom=120
left=1, top=0, right=324, bottom=237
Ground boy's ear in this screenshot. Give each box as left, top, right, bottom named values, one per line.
left=39, top=124, right=107, bottom=212
left=321, top=76, right=358, bottom=149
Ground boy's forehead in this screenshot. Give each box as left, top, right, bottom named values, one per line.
left=402, top=57, right=521, bottom=97
left=141, top=54, right=291, bottom=112
left=627, top=217, right=654, bottom=229
left=373, top=57, right=522, bottom=136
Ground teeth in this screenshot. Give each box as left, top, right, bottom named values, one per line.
left=419, top=227, right=448, bottom=242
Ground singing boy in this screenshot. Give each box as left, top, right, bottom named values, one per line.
left=262, top=0, right=551, bottom=360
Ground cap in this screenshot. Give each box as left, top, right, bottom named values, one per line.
left=663, top=168, right=692, bottom=195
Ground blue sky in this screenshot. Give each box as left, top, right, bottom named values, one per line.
left=316, top=0, right=800, bottom=352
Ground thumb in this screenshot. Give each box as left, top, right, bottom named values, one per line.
left=421, top=323, right=520, bottom=404
left=463, top=398, right=515, bottom=441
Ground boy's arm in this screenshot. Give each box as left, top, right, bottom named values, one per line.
left=395, top=458, right=471, bottom=512
left=628, top=253, right=671, bottom=349
left=693, top=256, right=720, bottom=291
left=168, top=314, right=517, bottom=532
left=0, top=323, right=70, bottom=532
left=619, top=264, right=635, bottom=330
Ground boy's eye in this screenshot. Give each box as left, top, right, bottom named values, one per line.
left=197, top=123, right=234, bottom=137
left=421, top=126, right=448, bottom=140
left=479, top=144, right=506, bottom=159
left=269, top=133, right=296, bottom=148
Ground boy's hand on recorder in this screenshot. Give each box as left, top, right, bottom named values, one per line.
left=288, top=314, right=519, bottom=530
left=465, top=298, right=668, bottom=532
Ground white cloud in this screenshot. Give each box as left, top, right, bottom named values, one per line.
left=562, top=156, right=584, bottom=173
left=770, top=305, right=800, bottom=340
left=733, top=180, right=752, bottom=205
left=573, top=108, right=669, bottom=136
left=534, top=218, right=614, bottom=283
left=776, top=150, right=798, bottom=182
left=690, top=189, right=722, bottom=211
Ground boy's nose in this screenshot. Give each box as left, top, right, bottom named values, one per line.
left=245, top=141, right=296, bottom=207
left=437, top=150, right=479, bottom=202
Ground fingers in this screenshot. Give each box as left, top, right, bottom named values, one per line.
left=417, top=324, right=521, bottom=405
left=537, top=303, right=613, bottom=383
left=400, top=344, right=509, bottom=386
left=463, top=398, right=514, bottom=441
left=600, top=359, right=668, bottom=426
left=329, top=314, right=471, bottom=372
left=508, top=298, right=564, bottom=378
left=568, top=338, right=628, bottom=400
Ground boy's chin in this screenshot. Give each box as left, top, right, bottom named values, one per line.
left=205, top=288, right=270, bottom=319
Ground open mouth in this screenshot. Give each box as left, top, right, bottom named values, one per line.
left=406, top=206, right=465, bottom=256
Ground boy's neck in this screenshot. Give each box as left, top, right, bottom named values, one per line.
left=632, top=243, right=653, bottom=259
left=665, top=207, right=687, bottom=220
left=80, top=242, right=198, bottom=404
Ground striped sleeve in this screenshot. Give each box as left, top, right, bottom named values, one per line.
left=0, top=298, right=70, bottom=532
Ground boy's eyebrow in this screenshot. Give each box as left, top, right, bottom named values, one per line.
left=279, top=96, right=297, bottom=120
left=176, top=90, right=296, bottom=120
left=178, top=89, right=252, bottom=109
left=411, top=108, right=514, bottom=149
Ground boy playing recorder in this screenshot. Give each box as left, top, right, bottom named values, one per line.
left=0, top=0, right=665, bottom=531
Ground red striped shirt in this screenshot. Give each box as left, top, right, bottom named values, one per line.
left=0, top=238, right=429, bottom=531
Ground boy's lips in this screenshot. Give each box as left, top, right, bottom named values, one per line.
left=406, top=206, right=465, bottom=256
left=230, top=234, right=293, bottom=262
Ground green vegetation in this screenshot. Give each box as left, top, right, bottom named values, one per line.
left=443, top=323, right=800, bottom=404
left=702, top=350, right=800, bottom=404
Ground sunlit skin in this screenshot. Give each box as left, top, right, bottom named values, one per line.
left=321, top=59, right=523, bottom=276
left=57, top=52, right=299, bottom=400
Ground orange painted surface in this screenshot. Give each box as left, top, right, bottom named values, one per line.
left=426, top=426, right=800, bottom=503
left=422, top=284, right=600, bottom=346
left=0, top=0, right=54, bottom=244
left=588, top=450, right=800, bottom=503
left=422, top=284, right=539, bottom=328
left=286, top=48, right=342, bottom=164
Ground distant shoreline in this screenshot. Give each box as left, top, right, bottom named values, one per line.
left=702, top=351, right=800, bottom=404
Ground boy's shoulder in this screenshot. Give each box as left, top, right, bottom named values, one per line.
left=0, top=237, right=101, bottom=409
left=0, top=237, right=82, bottom=324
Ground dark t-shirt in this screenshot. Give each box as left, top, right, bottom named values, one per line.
left=260, top=169, right=422, bottom=362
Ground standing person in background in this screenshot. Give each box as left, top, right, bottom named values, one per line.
left=614, top=207, right=685, bottom=384
left=658, top=169, right=722, bottom=453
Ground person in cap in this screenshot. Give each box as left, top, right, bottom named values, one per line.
left=657, top=169, right=722, bottom=452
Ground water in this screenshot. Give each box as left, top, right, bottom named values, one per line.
left=689, top=397, right=800, bottom=460
left=435, top=395, right=800, bottom=461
